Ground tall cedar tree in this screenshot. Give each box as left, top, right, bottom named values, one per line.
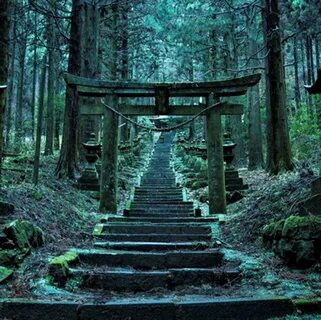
left=55, top=0, right=82, bottom=178
left=0, top=0, right=10, bottom=180
left=265, top=0, right=293, bottom=174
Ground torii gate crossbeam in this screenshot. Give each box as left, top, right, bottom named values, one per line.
left=65, top=73, right=261, bottom=215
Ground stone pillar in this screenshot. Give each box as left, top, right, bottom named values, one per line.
left=100, top=95, right=119, bottom=213
left=206, top=93, right=226, bottom=214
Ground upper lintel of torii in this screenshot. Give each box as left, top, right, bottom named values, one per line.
left=64, top=73, right=261, bottom=98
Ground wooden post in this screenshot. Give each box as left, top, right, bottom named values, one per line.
left=206, top=93, right=226, bottom=214
left=100, top=95, right=119, bottom=213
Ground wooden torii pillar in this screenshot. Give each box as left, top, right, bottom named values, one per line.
left=65, top=73, right=261, bottom=214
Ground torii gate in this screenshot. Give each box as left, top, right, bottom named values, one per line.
left=65, top=73, right=261, bottom=214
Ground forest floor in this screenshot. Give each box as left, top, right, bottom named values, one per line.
left=0, top=151, right=140, bottom=299
left=0, top=150, right=321, bottom=319
left=221, top=169, right=321, bottom=305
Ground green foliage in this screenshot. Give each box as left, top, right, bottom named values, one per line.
left=33, top=191, right=43, bottom=201
left=289, top=104, right=321, bottom=163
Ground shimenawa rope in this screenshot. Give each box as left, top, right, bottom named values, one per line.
left=101, top=99, right=224, bottom=132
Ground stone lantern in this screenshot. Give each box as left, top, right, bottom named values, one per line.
left=77, top=133, right=100, bottom=191
left=223, top=132, right=237, bottom=171
left=223, top=132, right=248, bottom=192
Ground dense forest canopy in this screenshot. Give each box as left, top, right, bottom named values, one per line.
left=0, top=0, right=321, bottom=180
left=0, top=0, right=320, bottom=207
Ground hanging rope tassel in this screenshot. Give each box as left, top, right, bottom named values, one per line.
left=101, top=99, right=224, bottom=132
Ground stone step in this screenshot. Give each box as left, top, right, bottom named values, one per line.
left=71, top=267, right=240, bottom=292
left=135, top=190, right=182, bottom=195
left=74, top=248, right=223, bottom=269
left=144, top=171, right=174, bottom=175
left=0, top=296, right=299, bottom=320
left=134, top=196, right=183, bottom=200
left=132, top=200, right=192, bottom=204
left=141, top=178, right=174, bottom=181
left=107, top=217, right=218, bottom=223
left=95, top=233, right=212, bottom=242
left=140, top=184, right=176, bottom=188
left=136, top=187, right=181, bottom=192
left=143, top=172, right=174, bottom=176
left=99, top=223, right=211, bottom=235
left=130, top=202, right=193, bottom=207
left=94, top=241, right=212, bottom=251
left=128, top=212, right=194, bottom=217
left=136, top=187, right=180, bottom=191
left=129, top=208, right=194, bottom=213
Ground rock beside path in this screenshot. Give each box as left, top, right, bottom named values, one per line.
left=263, top=215, right=321, bottom=268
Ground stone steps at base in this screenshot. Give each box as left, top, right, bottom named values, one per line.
left=128, top=212, right=194, bottom=218
left=0, top=297, right=302, bottom=320
left=136, top=186, right=180, bottom=190
left=95, top=233, right=212, bottom=242
left=130, top=201, right=193, bottom=205
left=107, top=217, right=218, bottom=223
left=94, top=241, right=212, bottom=251
left=134, top=192, right=183, bottom=196
left=130, top=205, right=194, bottom=210
left=99, top=223, right=211, bottom=234
left=129, top=206, right=194, bottom=212
left=73, top=248, right=223, bottom=269
left=135, top=187, right=181, bottom=191
left=71, top=267, right=240, bottom=292
left=133, top=196, right=183, bottom=201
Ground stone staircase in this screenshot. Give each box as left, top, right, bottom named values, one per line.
left=68, top=133, right=239, bottom=293
left=0, top=133, right=309, bottom=319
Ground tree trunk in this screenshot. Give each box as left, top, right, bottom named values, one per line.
left=0, top=0, right=10, bottom=180
left=55, top=0, right=83, bottom=178
left=247, top=6, right=264, bottom=170
left=14, top=27, right=27, bottom=151
left=44, top=14, right=56, bottom=155
left=293, top=35, right=301, bottom=111
left=31, top=10, right=37, bottom=143
left=54, top=110, right=60, bottom=150
left=5, top=2, right=16, bottom=148
left=265, top=0, right=293, bottom=174
left=33, top=58, right=47, bottom=184
left=79, top=2, right=100, bottom=153
left=306, top=35, right=313, bottom=109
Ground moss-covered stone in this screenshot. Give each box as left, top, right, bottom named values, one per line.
left=262, top=215, right=321, bottom=268
left=2, top=220, right=44, bottom=250
left=92, top=223, right=104, bottom=236
left=282, top=215, right=321, bottom=240
left=263, top=219, right=285, bottom=241
left=191, top=180, right=208, bottom=190
left=0, top=266, right=13, bottom=283
left=49, top=251, right=79, bottom=287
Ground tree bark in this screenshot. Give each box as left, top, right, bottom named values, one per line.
left=5, top=2, right=16, bottom=148
left=247, top=6, right=264, bottom=170
left=33, top=58, right=47, bottom=185
left=293, top=35, right=301, bottom=111
left=0, top=0, right=10, bottom=180
left=55, top=0, right=83, bottom=178
left=265, top=0, right=293, bottom=174
left=31, top=10, right=37, bottom=143
left=14, top=20, right=27, bottom=151
left=44, top=13, right=56, bottom=155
